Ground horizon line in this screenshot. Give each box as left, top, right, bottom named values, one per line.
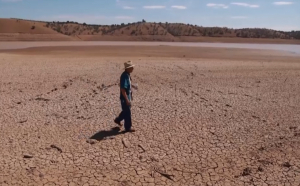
left=5, top=17, right=300, bottom=32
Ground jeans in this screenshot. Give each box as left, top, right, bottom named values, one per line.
left=116, top=98, right=132, bottom=131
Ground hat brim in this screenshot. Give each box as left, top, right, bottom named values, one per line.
left=125, top=65, right=135, bottom=69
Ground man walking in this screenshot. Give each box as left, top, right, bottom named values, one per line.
left=114, top=61, right=135, bottom=132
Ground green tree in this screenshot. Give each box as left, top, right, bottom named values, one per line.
left=56, top=26, right=61, bottom=33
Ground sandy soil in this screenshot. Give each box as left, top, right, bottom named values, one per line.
left=2, top=45, right=300, bottom=63
left=0, top=33, right=77, bottom=41
left=0, top=46, right=300, bottom=186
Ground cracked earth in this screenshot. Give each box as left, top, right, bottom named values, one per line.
left=0, top=46, right=300, bottom=186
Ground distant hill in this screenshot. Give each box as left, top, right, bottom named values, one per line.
left=0, top=18, right=76, bottom=41
left=1, top=18, right=300, bottom=43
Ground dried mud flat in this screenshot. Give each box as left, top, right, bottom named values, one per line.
left=0, top=46, right=300, bottom=186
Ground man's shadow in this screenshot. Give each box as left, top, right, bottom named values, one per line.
left=90, top=127, right=125, bottom=141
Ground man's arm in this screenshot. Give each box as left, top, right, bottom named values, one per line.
left=121, top=88, right=131, bottom=106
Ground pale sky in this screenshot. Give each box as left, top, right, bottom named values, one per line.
left=0, top=0, right=299, bottom=31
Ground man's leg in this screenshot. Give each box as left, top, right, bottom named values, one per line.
left=124, top=105, right=132, bottom=131
left=114, top=100, right=125, bottom=126
left=120, top=100, right=132, bottom=132
left=116, top=110, right=124, bottom=121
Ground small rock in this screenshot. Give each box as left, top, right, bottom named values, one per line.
left=19, top=119, right=28, bottom=123
left=138, top=144, right=146, bottom=152
left=150, top=156, right=159, bottom=162
left=86, top=139, right=98, bottom=145
left=50, top=160, right=57, bottom=164
left=50, top=145, right=62, bottom=153
left=242, top=167, right=251, bottom=176
left=23, top=154, right=33, bottom=159
left=206, top=182, right=213, bottom=186
left=257, top=167, right=263, bottom=172
left=62, top=83, right=68, bottom=89
left=35, top=97, right=50, bottom=102
left=122, top=138, right=130, bottom=148
left=258, top=160, right=273, bottom=165
left=283, top=162, right=292, bottom=168
left=104, top=136, right=115, bottom=140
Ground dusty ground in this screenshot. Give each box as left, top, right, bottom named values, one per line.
left=0, top=45, right=300, bottom=186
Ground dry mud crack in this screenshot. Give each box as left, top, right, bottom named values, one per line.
left=0, top=53, right=299, bottom=186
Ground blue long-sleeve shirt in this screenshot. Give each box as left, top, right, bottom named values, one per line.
left=120, top=71, right=131, bottom=101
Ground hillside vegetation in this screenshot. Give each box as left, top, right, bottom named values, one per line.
left=44, top=19, right=300, bottom=40
left=1, top=18, right=300, bottom=42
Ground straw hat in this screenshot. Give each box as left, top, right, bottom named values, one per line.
left=124, top=61, right=135, bottom=69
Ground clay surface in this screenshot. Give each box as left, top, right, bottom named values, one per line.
left=0, top=46, right=299, bottom=186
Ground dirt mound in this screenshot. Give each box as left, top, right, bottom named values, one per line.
left=0, top=18, right=57, bottom=34
left=0, top=18, right=76, bottom=41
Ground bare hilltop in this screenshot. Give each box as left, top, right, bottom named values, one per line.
left=1, top=18, right=300, bottom=44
